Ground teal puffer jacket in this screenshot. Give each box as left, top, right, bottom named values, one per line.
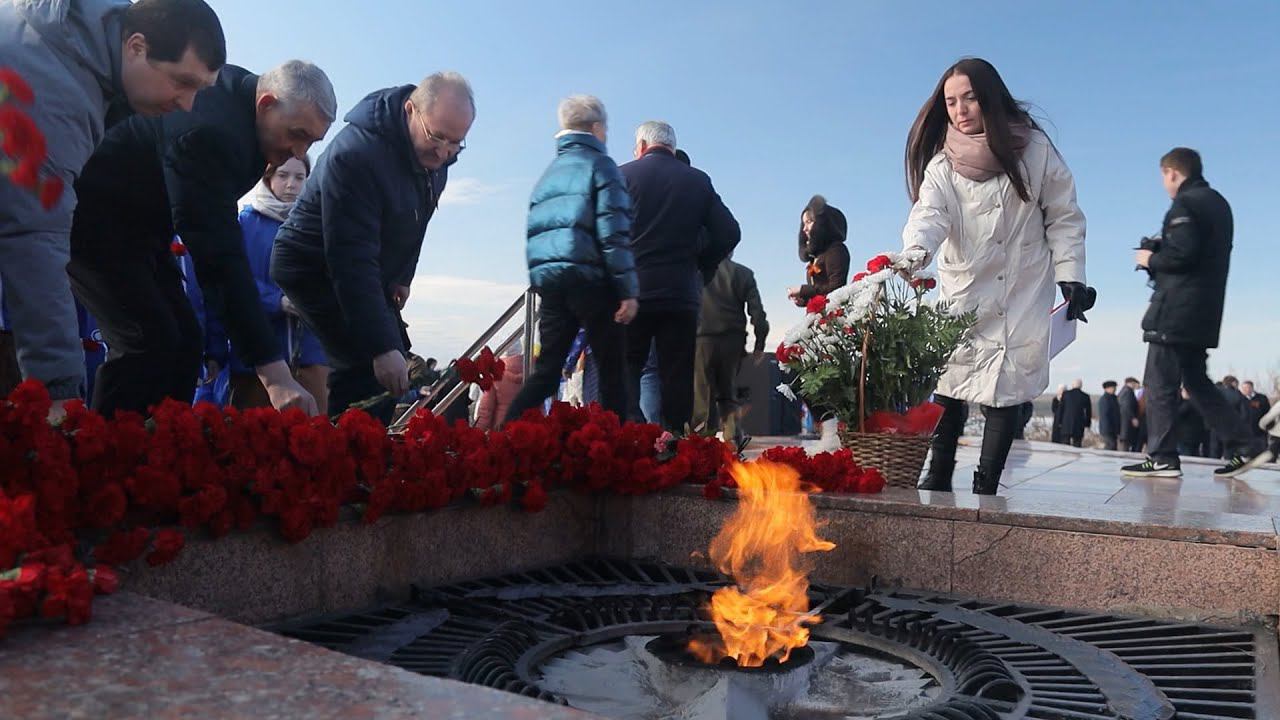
left=526, top=133, right=638, bottom=299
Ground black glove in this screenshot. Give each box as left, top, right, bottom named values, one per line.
left=1058, top=282, right=1097, bottom=323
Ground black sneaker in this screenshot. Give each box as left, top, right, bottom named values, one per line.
left=1215, top=454, right=1255, bottom=478
left=1121, top=458, right=1182, bottom=477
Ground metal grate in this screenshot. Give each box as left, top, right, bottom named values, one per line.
left=271, top=559, right=1276, bottom=719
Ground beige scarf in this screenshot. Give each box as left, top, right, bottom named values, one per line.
left=943, top=123, right=1031, bottom=182
left=247, top=180, right=295, bottom=223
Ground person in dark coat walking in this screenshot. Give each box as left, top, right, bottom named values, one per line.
left=1059, top=380, right=1091, bottom=447
left=1208, top=376, right=1250, bottom=458
left=620, top=121, right=740, bottom=431
left=692, top=253, right=768, bottom=444
left=1124, top=148, right=1264, bottom=478
left=272, top=72, right=475, bottom=421
left=0, top=0, right=225, bottom=419
left=1118, top=377, right=1142, bottom=451
left=504, top=95, right=638, bottom=423
left=1050, top=384, right=1066, bottom=444
left=1098, top=380, right=1121, bottom=450
left=69, top=61, right=335, bottom=418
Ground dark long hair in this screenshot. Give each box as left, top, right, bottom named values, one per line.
left=905, top=58, right=1044, bottom=203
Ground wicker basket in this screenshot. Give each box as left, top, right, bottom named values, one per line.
left=838, top=431, right=931, bottom=489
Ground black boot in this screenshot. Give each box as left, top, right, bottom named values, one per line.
left=972, top=468, right=1000, bottom=496
left=919, top=459, right=955, bottom=491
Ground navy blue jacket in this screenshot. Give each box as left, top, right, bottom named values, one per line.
left=73, top=66, right=280, bottom=367
left=526, top=133, right=637, bottom=299
left=274, top=86, right=448, bottom=357
left=1097, top=392, right=1120, bottom=436
left=620, top=148, right=740, bottom=311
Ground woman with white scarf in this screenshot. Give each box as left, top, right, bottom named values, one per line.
left=229, top=156, right=330, bottom=410
left=901, top=58, right=1089, bottom=495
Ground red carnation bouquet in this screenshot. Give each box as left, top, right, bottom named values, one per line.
left=0, top=68, right=64, bottom=210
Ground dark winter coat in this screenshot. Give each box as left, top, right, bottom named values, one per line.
left=1142, top=177, right=1233, bottom=348
left=273, top=86, right=448, bottom=358
left=72, top=66, right=281, bottom=367
left=1246, top=393, right=1272, bottom=434
left=795, top=195, right=850, bottom=302
left=525, top=133, right=637, bottom=299
left=1118, top=385, right=1140, bottom=441
left=1098, top=392, right=1121, bottom=437
left=1060, top=388, right=1092, bottom=438
left=697, top=259, right=769, bottom=352
left=619, top=147, right=740, bottom=311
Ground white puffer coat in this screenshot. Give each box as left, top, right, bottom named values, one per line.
left=902, top=132, right=1086, bottom=408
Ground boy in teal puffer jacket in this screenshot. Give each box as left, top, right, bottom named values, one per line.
left=504, top=95, right=639, bottom=423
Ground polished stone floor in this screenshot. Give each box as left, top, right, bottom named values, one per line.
left=748, top=436, right=1280, bottom=537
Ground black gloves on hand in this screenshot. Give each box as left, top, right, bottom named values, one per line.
left=1058, top=282, right=1097, bottom=323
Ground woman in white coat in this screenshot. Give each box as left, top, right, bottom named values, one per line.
left=902, top=58, right=1089, bottom=495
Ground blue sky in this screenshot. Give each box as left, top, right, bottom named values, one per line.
left=217, top=0, right=1280, bottom=393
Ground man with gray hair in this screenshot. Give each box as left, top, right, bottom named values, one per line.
left=273, top=72, right=475, bottom=421
left=620, top=121, right=740, bottom=430
left=69, top=61, right=336, bottom=416
left=503, top=95, right=638, bottom=423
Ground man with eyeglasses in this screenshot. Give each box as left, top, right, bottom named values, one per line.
left=272, top=72, right=475, bottom=421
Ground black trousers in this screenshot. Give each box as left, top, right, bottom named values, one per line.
left=931, top=394, right=1021, bottom=480
left=506, top=286, right=627, bottom=423
left=625, top=308, right=698, bottom=430
left=1143, top=342, right=1259, bottom=463
left=1101, top=434, right=1118, bottom=451
left=68, top=243, right=202, bottom=417
left=271, top=256, right=391, bottom=422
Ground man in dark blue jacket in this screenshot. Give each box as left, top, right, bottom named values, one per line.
left=1098, top=380, right=1121, bottom=450
left=272, top=72, right=475, bottom=420
left=70, top=61, right=335, bottom=417
left=504, top=95, right=637, bottom=423
left=1124, top=148, right=1263, bottom=478
left=620, top=121, right=739, bottom=430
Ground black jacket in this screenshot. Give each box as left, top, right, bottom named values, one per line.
left=1060, top=388, right=1092, bottom=437
left=1098, top=392, right=1120, bottom=436
left=273, top=86, right=448, bottom=357
left=1246, top=393, right=1271, bottom=432
left=697, top=259, right=769, bottom=352
left=619, top=148, right=740, bottom=311
left=795, top=195, right=850, bottom=303
left=1118, top=385, right=1140, bottom=440
left=1142, top=177, right=1233, bottom=348
left=73, top=65, right=279, bottom=367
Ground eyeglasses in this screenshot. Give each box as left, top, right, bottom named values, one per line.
left=412, top=107, right=466, bottom=154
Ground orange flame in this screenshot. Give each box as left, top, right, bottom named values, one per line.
left=689, top=460, right=835, bottom=668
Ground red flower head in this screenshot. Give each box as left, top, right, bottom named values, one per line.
left=170, top=240, right=188, bottom=256
left=866, top=255, right=892, bottom=274
left=90, top=566, right=120, bottom=595
left=455, top=357, right=479, bottom=384
left=146, top=529, right=185, bottom=567
left=804, top=294, right=828, bottom=315
left=0, top=68, right=35, bottom=104
left=38, top=175, right=63, bottom=210
left=520, top=481, right=547, bottom=513
left=852, top=272, right=868, bottom=282
left=81, top=337, right=102, bottom=352
left=909, top=277, right=938, bottom=291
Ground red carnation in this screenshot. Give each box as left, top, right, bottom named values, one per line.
left=90, top=566, right=120, bottom=595
left=81, top=337, right=102, bottom=352
left=804, top=294, right=828, bottom=315
left=520, top=481, right=548, bottom=513
left=86, top=482, right=127, bottom=529
left=278, top=505, right=313, bottom=543
left=38, top=175, right=63, bottom=210
left=0, top=68, right=35, bottom=104
left=910, top=277, right=938, bottom=290
left=866, top=255, right=892, bottom=273
left=455, top=357, right=479, bottom=384
left=170, top=240, right=187, bottom=256
left=94, top=527, right=151, bottom=566
left=852, top=272, right=868, bottom=282
left=146, top=529, right=185, bottom=567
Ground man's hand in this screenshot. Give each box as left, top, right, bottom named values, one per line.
left=257, top=359, right=319, bottom=415
left=373, top=349, right=410, bottom=396
left=390, top=284, right=411, bottom=310
left=205, top=359, right=222, bottom=383
left=1131, top=418, right=1140, bottom=428
left=281, top=295, right=301, bottom=317
left=1134, top=249, right=1153, bottom=269
left=614, top=298, right=638, bottom=325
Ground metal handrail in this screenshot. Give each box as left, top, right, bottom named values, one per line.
left=388, top=288, right=536, bottom=432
